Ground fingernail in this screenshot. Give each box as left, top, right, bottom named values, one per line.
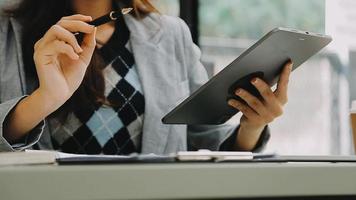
left=228, top=99, right=235, bottom=106
left=251, top=78, right=258, bottom=84
left=228, top=99, right=240, bottom=107
left=288, top=63, right=293, bottom=70
left=235, top=89, right=242, bottom=95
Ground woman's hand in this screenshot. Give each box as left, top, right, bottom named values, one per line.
left=228, top=62, right=293, bottom=150
left=33, top=14, right=96, bottom=109
left=4, top=15, right=97, bottom=142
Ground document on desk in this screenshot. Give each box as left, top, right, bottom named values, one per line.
left=56, top=152, right=175, bottom=164
left=177, top=150, right=253, bottom=161
left=176, top=150, right=275, bottom=162
left=256, top=155, right=356, bottom=163
left=56, top=150, right=275, bottom=164
left=0, top=150, right=277, bottom=166
left=0, top=150, right=174, bottom=166
left=53, top=152, right=356, bottom=163
left=0, top=150, right=57, bottom=166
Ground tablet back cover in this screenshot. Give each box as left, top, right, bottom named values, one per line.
left=162, top=28, right=332, bottom=125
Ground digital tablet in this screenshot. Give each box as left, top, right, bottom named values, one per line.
left=162, top=27, right=332, bottom=125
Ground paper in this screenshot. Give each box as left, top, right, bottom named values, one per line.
left=176, top=150, right=254, bottom=161
left=351, top=100, right=356, bottom=113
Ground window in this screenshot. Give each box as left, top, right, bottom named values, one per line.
left=151, top=0, right=179, bottom=17
left=199, top=0, right=353, bottom=155
left=200, top=0, right=324, bottom=40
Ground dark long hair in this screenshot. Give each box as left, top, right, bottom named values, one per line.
left=3, top=0, right=157, bottom=121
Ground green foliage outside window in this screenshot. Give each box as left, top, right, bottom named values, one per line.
left=199, top=0, right=325, bottom=39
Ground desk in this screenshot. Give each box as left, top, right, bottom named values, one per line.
left=0, top=162, right=356, bottom=200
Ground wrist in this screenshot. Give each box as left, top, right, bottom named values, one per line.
left=2, top=89, right=61, bottom=142
left=235, top=123, right=266, bottom=151
left=29, top=89, right=66, bottom=115
left=239, top=122, right=266, bottom=133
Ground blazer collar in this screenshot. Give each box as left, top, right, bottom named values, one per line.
left=123, top=14, right=170, bottom=154
left=124, top=13, right=163, bottom=45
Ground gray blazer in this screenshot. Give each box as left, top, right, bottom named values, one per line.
left=0, top=12, right=268, bottom=154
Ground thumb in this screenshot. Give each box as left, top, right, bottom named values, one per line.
left=80, top=27, right=97, bottom=65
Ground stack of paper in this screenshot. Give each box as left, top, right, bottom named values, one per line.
left=0, top=150, right=56, bottom=166
left=0, top=150, right=277, bottom=166
left=176, top=150, right=254, bottom=162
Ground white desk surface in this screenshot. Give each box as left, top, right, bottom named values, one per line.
left=1, top=162, right=356, bottom=200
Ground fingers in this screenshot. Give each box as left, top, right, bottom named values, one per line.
left=61, top=14, right=92, bottom=22
left=53, top=41, right=79, bottom=60
left=47, top=40, right=79, bottom=60
left=275, top=62, right=293, bottom=105
left=228, top=63, right=292, bottom=126
left=79, top=27, right=97, bottom=65
left=34, top=14, right=96, bottom=68
left=34, top=40, right=79, bottom=67
left=228, top=99, right=261, bottom=121
left=230, top=73, right=286, bottom=125
left=230, top=88, right=276, bottom=124
left=42, top=25, right=83, bottom=53
left=251, top=77, right=278, bottom=106
left=250, top=78, right=284, bottom=117
left=57, top=19, right=94, bottom=34
left=234, top=89, right=269, bottom=117
left=39, top=14, right=94, bottom=53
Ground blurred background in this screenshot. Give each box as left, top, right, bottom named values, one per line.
left=1, top=0, right=355, bottom=155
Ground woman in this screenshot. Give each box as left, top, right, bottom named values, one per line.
left=0, top=0, right=291, bottom=154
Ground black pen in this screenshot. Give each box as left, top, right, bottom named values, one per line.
left=75, top=8, right=133, bottom=44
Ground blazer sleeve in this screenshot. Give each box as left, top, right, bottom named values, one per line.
left=177, top=18, right=270, bottom=152
left=0, top=14, right=45, bottom=151
left=0, top=96, right=45, bottom=152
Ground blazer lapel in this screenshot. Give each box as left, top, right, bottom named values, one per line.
left=1, top=18, right=26, bottom=102
left=9, top=18, right=26, bottom=95
left=124, top=14, right=174, bottom=154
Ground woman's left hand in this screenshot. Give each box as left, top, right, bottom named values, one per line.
left=228, top=62, right=293, bottom=150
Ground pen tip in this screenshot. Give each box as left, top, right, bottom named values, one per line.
left=121, top=8, right=133, bottom=15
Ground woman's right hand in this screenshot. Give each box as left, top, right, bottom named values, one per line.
left=33, top=14, right=96, bottom=109
left=3, top=15, right=97, bottom=142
